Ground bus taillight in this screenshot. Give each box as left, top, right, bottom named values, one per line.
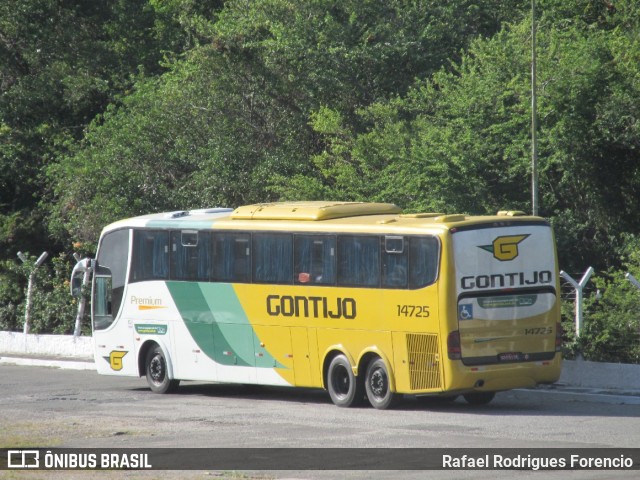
left=555, top=322, right=563, bottom=352
left=447, top=330, right=462, bottom=360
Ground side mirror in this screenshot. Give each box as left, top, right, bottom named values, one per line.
left=71, top=275, right=83, bottom=297
left=70, top=258, right=93, bottom=297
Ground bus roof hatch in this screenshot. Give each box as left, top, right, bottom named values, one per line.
left=230, top=201, right=402, bottom=221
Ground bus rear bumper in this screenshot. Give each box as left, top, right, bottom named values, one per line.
left=443, top=355, right=562, bottom=394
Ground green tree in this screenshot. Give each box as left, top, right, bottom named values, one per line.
left=295, top=0, right=640, bottom=272
left=50, top=0, right=527, bottom=245
left=0, top=252, right=77, bottom=334
left=0, top=0, right=202, bottom=257
left=48, top=46, right=315, bottom=245
left=1, top=0, right=221, bottom=332
left=0, top=258, right=24, bottom=331
left=214, top=0, right=526, bottom=110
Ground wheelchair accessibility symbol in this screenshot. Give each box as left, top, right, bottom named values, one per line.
left=458, top=304, right=473, bottom=320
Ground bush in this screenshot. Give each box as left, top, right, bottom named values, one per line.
left=0, top=259, right=27, bottom=331
left=562, top=269, right=640, bottom=364
left=0, top=253, right=85, bottom=335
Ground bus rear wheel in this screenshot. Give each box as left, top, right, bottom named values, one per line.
left=463, top=391, right=495, bottom=405
left=365, top=358, right=399, bottom=410
left=145, top=345, right=179, bottom=394
left=327, top=354, right=364, bottom=407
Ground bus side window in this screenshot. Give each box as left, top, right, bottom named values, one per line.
left=171, top=230, right=211, bottom=281
left=130, top=230, right=169, bottom=282
left=409, top=236, right=439, bottom=288
left=337, top=235, right=380, bottom=287
left=382, top=236, right=408, bottom=289
left=294, top=235, right=336, bottom=285
left=253, top=233, right=293, bottom=284
left=212, top=233, right=251, bottom=283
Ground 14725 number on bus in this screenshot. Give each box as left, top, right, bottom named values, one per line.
left=396, top=305, right=430, bottom=318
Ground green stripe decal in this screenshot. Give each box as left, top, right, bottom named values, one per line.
left=166, top=282, right=283, bottom=369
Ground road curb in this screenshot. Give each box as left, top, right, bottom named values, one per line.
left=510, top=386, right=640, bottom=405
left=0, top=355, right=95, bottom=371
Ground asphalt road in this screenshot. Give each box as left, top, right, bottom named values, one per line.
left=1, top=364, right=639, bottom=479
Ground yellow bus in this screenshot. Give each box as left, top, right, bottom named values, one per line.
left=71, top=201, right=562, bottom=409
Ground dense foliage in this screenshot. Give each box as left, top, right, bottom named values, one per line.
left=2, top=1, right=640, bottom=362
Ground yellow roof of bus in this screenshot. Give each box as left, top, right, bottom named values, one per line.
left=102, top=202, right=545, bottom=235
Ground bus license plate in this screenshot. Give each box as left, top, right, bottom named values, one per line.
left=498, top=352, right=523, bottom=362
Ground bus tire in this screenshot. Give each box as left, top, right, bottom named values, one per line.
left=463, top=391, right=495, bottom=405
left=364, top=358, right=399, bottom=410
left=327, top=354, right=364, bottom=407
left=145, top=345, right=180, bottom=394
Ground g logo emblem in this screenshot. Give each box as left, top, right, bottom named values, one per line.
left=480, top=235, right=529, bottom=261
left=108, top=350, right=128, bottom=371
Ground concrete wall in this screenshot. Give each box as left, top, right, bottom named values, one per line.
left=0, top=331, right=93, bottom=359
left=560, top=358, right=640, bottom=391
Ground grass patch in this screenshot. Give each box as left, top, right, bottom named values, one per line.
left=0, top=421, right=63, bottom=448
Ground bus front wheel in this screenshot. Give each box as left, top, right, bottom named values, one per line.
left=365, top=358, right=399, bottom=409
left=327, top=354, right=364, bottom=407
left=145, top=345, right=180, bottom=394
